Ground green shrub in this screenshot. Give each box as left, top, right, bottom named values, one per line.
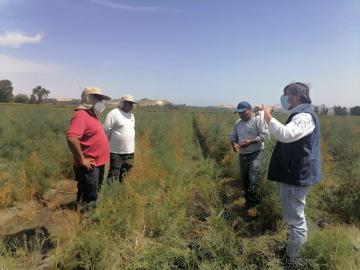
left=302, top=226, right=360, bottom=269
left=317, top=116, right=360, bottom=223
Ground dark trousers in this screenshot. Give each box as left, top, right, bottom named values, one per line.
left=73, top=165, right=105, bottom=203
left=108, top=153, right=134, bottom=182
left=239, top=150, right=263, bottom=208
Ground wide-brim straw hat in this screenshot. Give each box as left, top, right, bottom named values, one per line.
left=76, top=87, right=111, bottom=110
left=82, top=87, right=111, bottom=100
left=120, top=95, right=137, bottom=104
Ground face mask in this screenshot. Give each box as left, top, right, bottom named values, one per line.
left=94, top=101, right=106, bottom=114
left=280, top=95, right=290, bottom=110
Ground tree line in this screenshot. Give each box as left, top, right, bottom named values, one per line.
left=1, top=79, right=360, bottom=115
left=314, top=104, right=360, bottom=116
left=0, top=79, right=50, bottom=104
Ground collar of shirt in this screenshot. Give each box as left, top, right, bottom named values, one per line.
left=290, top=103, right=311, bottom=114
left=75, top=108, right=98, bottom=118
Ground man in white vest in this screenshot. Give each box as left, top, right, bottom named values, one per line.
left=103, top=95, right=137, bottom=182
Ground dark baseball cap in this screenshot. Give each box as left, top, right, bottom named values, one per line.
left=234, top=101, right=251, bottom=113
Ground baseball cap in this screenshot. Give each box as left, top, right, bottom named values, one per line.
left=234, top=101, right=251, bottom=113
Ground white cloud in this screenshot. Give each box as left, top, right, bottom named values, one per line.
left=88, top=0, right=179, bottom=12
left=0, top=54, right=60, bottom=75
left=0, top=31, right=44, bottom=48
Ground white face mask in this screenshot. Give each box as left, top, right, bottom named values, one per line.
left=94, top=101, right=106, bottom=114
left=280, top=95, right=291, bottom=110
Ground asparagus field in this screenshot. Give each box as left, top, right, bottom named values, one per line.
left=0, top=104, right=359, bottom=269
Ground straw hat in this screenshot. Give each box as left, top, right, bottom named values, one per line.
left=120, top=95, right=137, bottom=103
left=76, top=87, right=111, bottom=110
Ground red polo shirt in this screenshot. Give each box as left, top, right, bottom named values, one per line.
left=66, top=109, right=109, bottom=167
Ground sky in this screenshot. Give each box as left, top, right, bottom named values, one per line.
left=0, top=0, right=359, bottom=107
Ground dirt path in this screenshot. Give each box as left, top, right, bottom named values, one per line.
left=0, top=180, right=77, bottom=236
left=0, top=180, right=78, bottom=269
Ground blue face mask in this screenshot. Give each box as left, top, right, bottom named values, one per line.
left=280, top=95, right=290, bottom=110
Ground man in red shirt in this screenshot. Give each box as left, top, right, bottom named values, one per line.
left=66, top=87, right=111, bottom=207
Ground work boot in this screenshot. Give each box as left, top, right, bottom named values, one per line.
left=244, top=207, right=258, bottom=218
left=230, top=198, right=248, bottom=210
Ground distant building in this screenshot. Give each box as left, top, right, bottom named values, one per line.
left=56, top=97, right=73, bottom=102
left=216, top=104, right=236, bottom=109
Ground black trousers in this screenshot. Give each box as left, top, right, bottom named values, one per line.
left=108, top=153, right=134, bottom=182
left=73, top=165, right=105, bottom=203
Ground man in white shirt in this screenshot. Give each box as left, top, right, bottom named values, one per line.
left=262, top=82, right=321, bottom=265
left=229, top=101, right=269, bottom=218
left=103, top=95, right=137, bottom=182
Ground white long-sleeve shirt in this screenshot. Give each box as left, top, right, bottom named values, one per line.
left=268, top=104, right=315, bottom=143
left=103, top=108, right=135, bottom=154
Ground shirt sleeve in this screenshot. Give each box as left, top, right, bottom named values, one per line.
left=268, top=113, right=315, bottom=143
left=255, top=111, right=270, bottom=143
left=229, top=122, right=239, bottom=143
left=66, top=111, right=85, bottom=139
left=103, top=110, right=114, bottom=138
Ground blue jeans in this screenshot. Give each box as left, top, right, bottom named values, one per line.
left=73, top=165, right=105, bottom=203
left=278, top=182, right=310, bottom=258
left=239, top=150, right=264, bottom=208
